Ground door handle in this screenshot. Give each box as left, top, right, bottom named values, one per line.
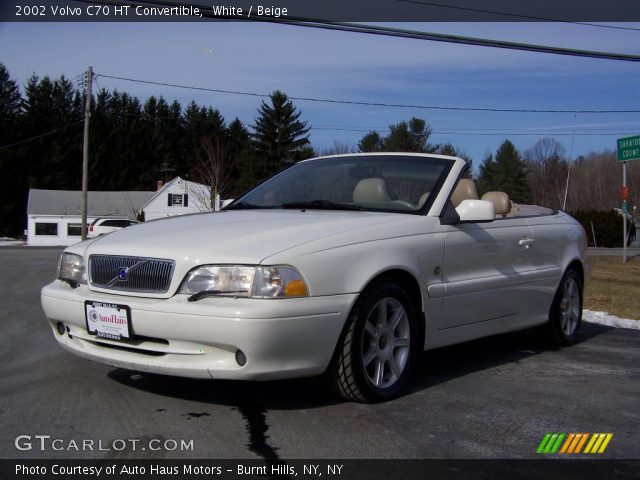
left=519, top=238, right=535, bottom=248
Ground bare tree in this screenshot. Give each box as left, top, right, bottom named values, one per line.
left=190, top=135, right=232, bottom=211
left=523, top=139, right=640, bottom=213
left=524, top=138, right=568, bottom=209
left=319, top=140, right=357, bottom=156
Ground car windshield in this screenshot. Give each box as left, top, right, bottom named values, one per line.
left=228, top=155, right=453, bottom=214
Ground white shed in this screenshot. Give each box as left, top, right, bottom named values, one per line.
left=139, top=177, right=213, bottom=221
left=26, top=189, right=154, bottom=246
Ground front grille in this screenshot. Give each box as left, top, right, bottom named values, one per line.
left=89, top=255, right=175, bottom=293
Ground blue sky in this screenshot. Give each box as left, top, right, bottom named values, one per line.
left=1, top=21, right=639, bottom=170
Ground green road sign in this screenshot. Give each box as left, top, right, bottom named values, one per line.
left=617, top=135, right=640, bottom=162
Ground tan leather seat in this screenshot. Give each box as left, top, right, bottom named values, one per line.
left=481, top=191, right=511, bottom=216
left=353, top=178, right=390, bottom=204
left=451, top=179, right=479, bottom=207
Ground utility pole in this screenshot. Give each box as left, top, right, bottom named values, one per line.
left=622, top=161, right=627, bottom=263
left=81, top=66, right=93, bottom=240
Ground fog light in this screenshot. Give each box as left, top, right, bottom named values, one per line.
left=56, top=322, right=66, bottom=335
left=235, top=350, right=247, bottom=366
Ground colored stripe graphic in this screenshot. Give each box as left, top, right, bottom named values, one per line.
left=584, top=433, right=614, bottom=454
left=536, top=433, right=565, bottom=454
left=539, top=433, right=613, bottom=454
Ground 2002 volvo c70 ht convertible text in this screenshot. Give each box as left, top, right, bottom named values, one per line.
left=41, top=153, right=589, bottom=401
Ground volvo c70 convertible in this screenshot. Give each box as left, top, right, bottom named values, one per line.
left=41, top=153, right=589, bottom=402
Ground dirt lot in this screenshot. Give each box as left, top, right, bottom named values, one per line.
left=585, top=255, right=640, bottom=320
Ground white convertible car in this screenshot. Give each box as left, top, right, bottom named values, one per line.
left=41, top=153, right=589, bottom=402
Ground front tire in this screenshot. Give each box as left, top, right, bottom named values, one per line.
left=323, top=282, right=419, bottom=402
left=539, top=268, right=583, bottom=346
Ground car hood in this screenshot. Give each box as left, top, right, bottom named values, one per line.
left=75, top=209, right=411, bottom=265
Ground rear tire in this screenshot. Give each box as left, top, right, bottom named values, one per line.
left=322, top=282, right=419, bottom=402
left=538, top=268, right=583, bottom=346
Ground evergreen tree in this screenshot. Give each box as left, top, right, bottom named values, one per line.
left=21, top=74, right=83, bottom=190
left=226, top=117, right=253, bottom=195
left=358, top=131, right=383, bottom=152
left=477, top=140, right=532, bottom=203
left=357, top=117, right=437, bottom=153
left=251, top=90, right=310, bottom=178
left=0, top=64, right=24, bottom=236
left=0, top=64, right=22, bottom=131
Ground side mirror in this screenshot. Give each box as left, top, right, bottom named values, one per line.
left=455, top=199, right=495, bottom=223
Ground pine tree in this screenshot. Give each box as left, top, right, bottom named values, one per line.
left=0, top=64, right=22, bottom=132
left=251, top=90, right=310, bottom=177
left=477, top=140, right=532, bottom=203
left=358, top=131, right=383, bottom=152
left=357, top=117, right=437, bottom=153
left=0, top=64, right=24, bottom=236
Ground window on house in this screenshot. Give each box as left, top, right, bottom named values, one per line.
left=35, top=223, right=58, bottom=236
left=168, top=193, right=189, bottom=207
left=67, top=224, right=82, bottom=236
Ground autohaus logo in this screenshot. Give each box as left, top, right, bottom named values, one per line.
left=536, top=433, right=613, bottom=454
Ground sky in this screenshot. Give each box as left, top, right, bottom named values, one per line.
left=1, top=20, right=639, bottom=171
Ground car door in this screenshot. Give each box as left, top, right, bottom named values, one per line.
left=524, top=213, right=567, bottom=319
left=437, top=216, right=538, bottom=331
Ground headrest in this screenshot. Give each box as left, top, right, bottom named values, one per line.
left=481, top=191, right=511, bottom=215
left=451, top=179, right=479, bottom=207
left=353, top=178, right=390, bottom=204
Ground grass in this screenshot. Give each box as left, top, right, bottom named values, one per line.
left=584, top=255, right=640, bottom=320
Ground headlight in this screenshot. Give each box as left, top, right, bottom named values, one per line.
left=58, top=253, right=87, bottom=286
left=179, top=265, right=308, bottom=298
left=179, top=266, right=255, bottom=296
left=252, top=266, right=308, bottom=298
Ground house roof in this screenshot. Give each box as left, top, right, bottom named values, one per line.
left=140, top=176, right=211, bottom=210
left=27, top=189, right=155, bottom=218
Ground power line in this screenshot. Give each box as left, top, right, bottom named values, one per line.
left=313, top=123, right=640, bottom=132
left=68, top=110, right=640, bottom=136
left=313, top=126, right=639, bottom=136
left=433, top=131, right=633, bottom=136
left=96, top=72, right=640, bottom=114
left=318, top=126, right=640, bottom=133
left=397, top=0, right=640, bottom=32
left=280, top=21, right=640, bottom=62
left=74, top=0, right=640, bottom=62
left=0, top=120, right=84, bottom=150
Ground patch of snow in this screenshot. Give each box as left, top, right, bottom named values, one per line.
left=583, top=310, right=639, bottom=330
left=0, top=239, right=25, bottom=246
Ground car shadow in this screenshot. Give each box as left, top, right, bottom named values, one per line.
left=106, top=322, right=613, bottom=463
left=107, top=321, right=612, bottom=410
left=408, top=321, right=611, bottom=394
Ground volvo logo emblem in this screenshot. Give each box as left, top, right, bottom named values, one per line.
left=105, top=260, right=148, bottom=288
left=118, top=267, right=129, bottom=281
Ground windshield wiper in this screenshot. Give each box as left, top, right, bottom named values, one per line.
left=281, top=200, right=365, bottom=211
left=188, top=290, right=248, bottom=302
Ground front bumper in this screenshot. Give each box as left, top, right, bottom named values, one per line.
left=41, top=280, right=357, bottom=380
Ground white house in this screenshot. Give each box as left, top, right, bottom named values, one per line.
left=27, top=189, right=154, bottom=246
left=26, top=177, right=215, bottom=246
left=139, top=177, right=214, bottom=221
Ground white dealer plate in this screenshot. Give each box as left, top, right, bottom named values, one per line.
left=85, top=301, right=131, bottom=341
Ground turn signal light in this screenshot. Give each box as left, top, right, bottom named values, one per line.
left=284, top=279, right=307, bottom=297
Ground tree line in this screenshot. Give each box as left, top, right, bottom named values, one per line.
left=0, top=65, right=315, bottom=236
left=1, top=63, right=636, bottom=238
